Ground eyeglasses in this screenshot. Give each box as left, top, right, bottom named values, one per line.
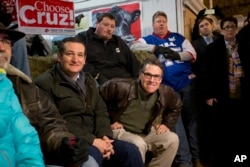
left=141, top=71, right=162, bottom=81
left=0, top=39, right=12, bottom=47
left=222, top=25, right=236, bottom=31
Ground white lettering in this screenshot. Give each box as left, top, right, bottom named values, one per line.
left=46, top=13, right=58, bottom=25
left=19, top=3, right=73, bottom=26
left=34, top=1, right=70, bottom=13
left=19, top=5, right=36, bottom=24
left=234, top=155, right=247, bottom=162
left=59, top=14, right=68, bottom=26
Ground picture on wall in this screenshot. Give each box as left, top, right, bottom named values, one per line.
left=91, top=1, right=141, bottom=45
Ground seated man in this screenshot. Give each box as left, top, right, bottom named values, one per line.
left=35, top=37, right=144, bottom=167
left=99, top=58, right=181, bottom=167
left=130, top=11, right=200, bottom=167
left=0, top=23, right=90, bottom=167
left=0, top=23, right=44, bottom=166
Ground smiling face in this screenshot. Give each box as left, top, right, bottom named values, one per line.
left=0, top=33, right=12, bottom=69
left=139, top=64, right=163, bottom=94
left=57, top=41, right=86, bottom=80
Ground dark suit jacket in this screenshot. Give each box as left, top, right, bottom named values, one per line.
left=191, top=37, right=208, bottom=81
left=200, top=35, right=249, bottom=103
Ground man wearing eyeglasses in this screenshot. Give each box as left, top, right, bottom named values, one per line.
left=0, top=22, right=44, bottom=166
left=200, top=16, right=249, bottom=166
left=130, top=11, right=200, bottom=167
left=99, top=58, right=181, bottom=167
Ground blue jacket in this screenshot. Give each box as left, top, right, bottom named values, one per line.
left=0, top=71, right=44, bottom=167
left=143, top=32, right=195, bottom=91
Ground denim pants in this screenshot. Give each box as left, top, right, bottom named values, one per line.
left=173, top=81, right=199, bottom=166
left=46, top=155, right=98, bottom=167
left=88, top=139, right=144, bottom=167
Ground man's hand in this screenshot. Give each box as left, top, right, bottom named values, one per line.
left=155, top=124, right=169, bottom=135
left=111, top=122, right=123, bottom=130
left=93, top=138, right=114, bottom=159
left=61, top=137, right=88, bottom=165
left=102, top=136, right=115, bottom=159
left=154, top=46, right=180, bottom=60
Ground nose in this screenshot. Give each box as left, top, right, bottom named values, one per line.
left=0, top=42, right=6, bottom=51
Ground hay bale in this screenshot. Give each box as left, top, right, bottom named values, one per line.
left=28, top=56, right=57, bottom=79
left=133, top=50, right=156, bottom=63
left=28, top=51, right=156, bottom=79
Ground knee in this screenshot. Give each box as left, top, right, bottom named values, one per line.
left=164, top=132, right=179, bottom=149
left=133, top=140, right=147, bottom=153
left=123, top=142, right=141, bottom=154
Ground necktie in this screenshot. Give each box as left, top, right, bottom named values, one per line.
left=206, top=37, right=211, bottom=45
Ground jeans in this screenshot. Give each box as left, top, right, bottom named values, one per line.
left=46, top=155, right=98, bottom=167
left=81, top=155, right=99, bottom=167
left=88, top=139, right=144, bottom=167
left=173, top=81, right=199, bottom=166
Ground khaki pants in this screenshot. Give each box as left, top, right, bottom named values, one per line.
left=113, top=127, right=179, bottom=167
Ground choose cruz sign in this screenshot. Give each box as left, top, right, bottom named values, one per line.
left=16, top=0, right=75, bottom=35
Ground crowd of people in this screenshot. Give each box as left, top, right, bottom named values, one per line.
left=1, top=0, right=249, bottom=166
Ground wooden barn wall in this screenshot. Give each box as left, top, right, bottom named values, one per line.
left=203, top=0, right=250, bottom=17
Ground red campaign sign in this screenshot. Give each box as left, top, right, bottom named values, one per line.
left=16, top=0, right=75, bottom=35
left=2, top=0, right=17, bottom=23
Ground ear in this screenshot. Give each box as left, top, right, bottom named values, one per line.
left=130, top=10, right=141, bottom=23
left=57, top=53, right=62, bottom=62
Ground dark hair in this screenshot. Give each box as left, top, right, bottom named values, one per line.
left=152, top=11, right=167, bottom=22
left=220, top=16, right=238, bottom=29
left=96, top=13, right=116, bottom=24
left=140, top=58, right=163, bottom=73
left=196, top=16, right=213, bottom=27
left=58, top=37, right=86, bottom=55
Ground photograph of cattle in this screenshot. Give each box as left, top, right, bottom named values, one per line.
left=91, top=2, right=141, bottom=45
left=75, top=11, right=89, bottom=32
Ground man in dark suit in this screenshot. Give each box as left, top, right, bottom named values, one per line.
left=191, top=16, right=220, bottom=166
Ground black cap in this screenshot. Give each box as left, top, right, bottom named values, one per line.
left=0, top=22, right=25, bottom=43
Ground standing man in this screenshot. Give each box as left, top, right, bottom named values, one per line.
left=75, top=13, right=140, bottom=85
left=35, top=37, right=144, bottom=167
left=99, top=58, right=181, bottom=167
left=191, top=16, right=221, bottom=165
left=130, top=11, right=202, bottom=167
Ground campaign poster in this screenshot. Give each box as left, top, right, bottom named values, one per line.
left=16, top=0, right=75, bottom=35
left=2, top=0, right=17, bottom=23
left=91, top=2, right=141, bottom=45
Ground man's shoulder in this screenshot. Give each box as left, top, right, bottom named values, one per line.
left=35, top=68, right=54, bottom=85
left=238, top=24, right=250, bottom=38
left=110, top=77, right=134, bottom=83
left=75, top=27, right=94, bottom=37
left=102, top=78, right=135, bottom=88
left=6, top=65, right=32, bottom=84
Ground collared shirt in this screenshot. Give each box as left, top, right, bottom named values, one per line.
left=203, top=36, right=213, bottom=45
